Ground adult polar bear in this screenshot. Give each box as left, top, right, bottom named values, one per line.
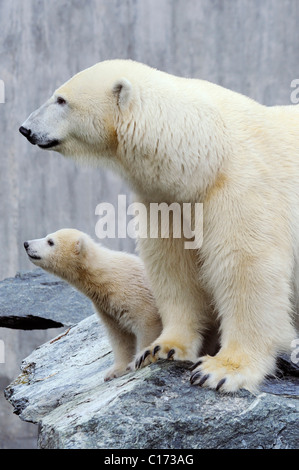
left=20, top=60, right=299, bottom=392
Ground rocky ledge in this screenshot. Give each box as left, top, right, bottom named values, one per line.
left=4, top=313, right=299, bottom=449
left=0, top=269, right=93, bottom=329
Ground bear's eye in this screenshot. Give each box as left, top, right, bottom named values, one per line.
left=47, top=239, right=54, bottom=247
left=56, top=97, right=66, bottom=106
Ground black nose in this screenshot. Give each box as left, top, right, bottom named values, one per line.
left=24, top=241, right=29, bottom=250
left=19, top=126, right=31, bottom=138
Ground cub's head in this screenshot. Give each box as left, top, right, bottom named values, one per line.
left=19, top=60, right=139, bottom=162
left=24, top=228, right=92, bottom=280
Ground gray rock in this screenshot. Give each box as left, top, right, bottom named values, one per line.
left=5, top=314, right=299, bottom=449
left=0, top=269, right=94, bottom=329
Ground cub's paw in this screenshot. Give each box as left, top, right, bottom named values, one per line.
left=135, top=339, right=197, bottom=369
left=190, top=352, right=263, bottom=393
left=104, top=364, right=130, bottom=382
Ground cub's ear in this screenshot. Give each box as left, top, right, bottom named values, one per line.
left=112, top=78, right=132, bottom=110
left=75, top=236, right=86, bottom=255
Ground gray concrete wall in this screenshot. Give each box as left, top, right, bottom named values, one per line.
left=1, top=0, right=299, bottom=282
left=0, top=0, right=298, bottom=449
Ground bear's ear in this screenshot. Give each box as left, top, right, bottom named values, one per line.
left=75, top=236, right=86, bottom=255
left=112, top=78, right=132, bottom=110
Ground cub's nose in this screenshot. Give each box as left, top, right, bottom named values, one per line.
left=24, top=241, right=29, bottom=250
left=19, top=126, right=31, bottom=138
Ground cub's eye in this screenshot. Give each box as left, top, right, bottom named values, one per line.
left=56, top=97, right=66, bottom=105
left=47, top=239, right=54, bottom=246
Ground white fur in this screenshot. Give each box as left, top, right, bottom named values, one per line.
left=21, top=60, right=299, bottom=392
left=24, top=229, right=162, bottom=381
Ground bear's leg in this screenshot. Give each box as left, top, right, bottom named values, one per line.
left=135, top=236, right=210, bottom=368
left=190, top=246, right=296, bottom=392
left=97, top=312, right=136, bottom=381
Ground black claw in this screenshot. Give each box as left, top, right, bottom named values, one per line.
left=190, top=371, right=201, bottom=385
left=135, top=357, right=140, bottom=369
left=153, top=345, right=161, bottom=356
left=167, top=349, right=175, bottom=360
left=189, top=360, right=203, bottom=371
left=216, top=378, right=226, bottom=391
left=198, top=374, right=210, bottom=387
left=138, top=356, right=144, bottom=369
left=142, top=350, right=151, bottom=362
left=136, top=349, right=151, bottom=369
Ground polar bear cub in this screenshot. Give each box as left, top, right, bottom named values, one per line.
left=24, top=228, right=162, bottom=381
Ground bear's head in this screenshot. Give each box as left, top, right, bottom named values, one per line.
left=24, top=228, right=92, bottom=281
left=19, top=60, right=224, bottom=200
left=19, top=60, right=139, bottom=162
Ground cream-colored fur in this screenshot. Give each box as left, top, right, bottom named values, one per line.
left=24, top=228, right=162, bottom=381
left=21, top=60, right=299, bottom=392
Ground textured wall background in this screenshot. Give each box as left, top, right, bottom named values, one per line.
left=0, top=0, right=298, bottom=449
left=1, top=0, right=299, bottom=281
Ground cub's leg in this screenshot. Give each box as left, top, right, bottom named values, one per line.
left=135, top=235, right=209, bottom=367
left=97, top=311, right=136, bottom=381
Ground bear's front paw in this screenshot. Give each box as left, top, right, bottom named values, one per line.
left=190, top=351, right=266, bottom=393
left=135, top=339, right=197, bottom=369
